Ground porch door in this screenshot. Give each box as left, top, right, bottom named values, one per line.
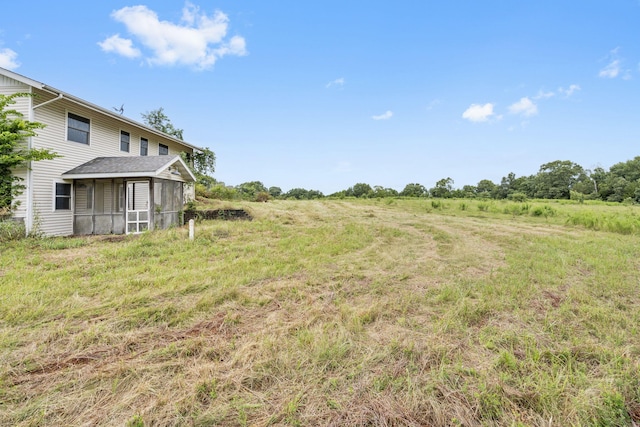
left=126, top=181, right=150, bottom=234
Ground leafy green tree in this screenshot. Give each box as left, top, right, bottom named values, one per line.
left=461, top=185, right=477, bottom=198
left=372, top=186, right=398, bottom=198
left=400, top=183, right=428, bottom=197
left=475, top=179, right=496, bottom=198
left=192, top=148, right=216, bottom=177
left=236, top=181, right=267, bottom=199
left=1, top=93, right=58, bottom=211
left=141, top=107, right=184, bottom=140
left=534, top=160, right=585, bottom=199
left=430, top=177, right=454, bottom=198
left=351, top=183, right=373, bottom=198
left=268, top=186, right=282, bottom=198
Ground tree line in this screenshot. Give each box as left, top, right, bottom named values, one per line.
left=197, top=157, right=640, bottom=203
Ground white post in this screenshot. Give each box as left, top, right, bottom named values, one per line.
left=189, top=218, right=195, bottom=241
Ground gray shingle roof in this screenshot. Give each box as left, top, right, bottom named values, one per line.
left=64, top=156, right=174, bottom=174
left=62, top=155, right=196, bottom=182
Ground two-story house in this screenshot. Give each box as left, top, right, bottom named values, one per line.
left=1, top=66, right=200, bottom=236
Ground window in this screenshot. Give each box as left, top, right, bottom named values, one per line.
left=159, top=144, right=169, bottom=155
left=140, top=138, right=148, bottom=156
left=68, top=113, right=90, bottom=144
left=120, top=131, right=130, bottom=152
left=55, top=183, right=72, bottom=210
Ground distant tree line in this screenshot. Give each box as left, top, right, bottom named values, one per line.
left=194, top=156, right=640, bottom=203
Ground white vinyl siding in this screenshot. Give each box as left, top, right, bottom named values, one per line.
left=1, top=81, right=195, bottom=236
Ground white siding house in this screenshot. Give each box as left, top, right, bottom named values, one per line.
left=1, top=67, right=201, bottom=236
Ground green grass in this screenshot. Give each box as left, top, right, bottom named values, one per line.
left=1, top=198, right=639, bottom=426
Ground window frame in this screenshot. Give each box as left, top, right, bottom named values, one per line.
left=159, top=143, right=169, bottom=155
left=54, top=182, right=72, bottom=211
left=120, top=130, right=130, bottom=153
left=67, top=112, right=90, bottom=145
left=140, top=137, right=149, bottom=156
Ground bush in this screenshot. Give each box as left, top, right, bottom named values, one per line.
left=254, top=191, right=271, bottom=203
left=508, top=192, right=528, bottom=202
left=0, top=219, right=26, bottom=242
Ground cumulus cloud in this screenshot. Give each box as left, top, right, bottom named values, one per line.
left=558, top=84, right=581, bottom=97
left=508, top=97, right=538, bottom=117
left=326, top=78, right=345, bottom=88
left=98, top=34, right=141, bottom=58
left=372, top=110, right=393, bottom=120
left=462, top=103, right=495, bottom=122
left=99, top=2, right=247, bottom=70
left=0, top=47, right=19, bottom=70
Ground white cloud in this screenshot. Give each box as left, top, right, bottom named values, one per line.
left=599, top=59, right=621, bottom=78
left=462, top=103, right=495, bottom=122
left=533, top=90, right=555, bottom=100
left=326, top=77, right=345, bottom=88
left=0, top=47, right=19, bottom=70
left=508, top=97, right=538, bottom=117
left=372, top=110, right=393, bottom=120
left=558, top=84, right=581, bottom=97
left=598, top=47, right=631, bottom=79
left=100, top=3, right=247, bottom=70
left=98, top=34, right=141, bottom=58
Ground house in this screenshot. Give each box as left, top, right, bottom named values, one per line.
left=1, top=66, right=200, bottom=236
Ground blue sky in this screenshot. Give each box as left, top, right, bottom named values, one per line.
left=1, top=1, right=639, bottom=194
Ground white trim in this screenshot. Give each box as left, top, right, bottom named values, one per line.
left=26, top=87, right=34, bottom=235
left=119, top=129, right=131, bottom=153
left=140, top=137, right=149, bottom=156
left=53, top=180, right=73, bottom=213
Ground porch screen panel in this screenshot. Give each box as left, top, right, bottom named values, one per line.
left=94, top=181, right=113, bottom=234
left=74, top=181, right=93, bottom=235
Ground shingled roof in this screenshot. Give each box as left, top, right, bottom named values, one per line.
left=62, top=155, right=196, bottom=182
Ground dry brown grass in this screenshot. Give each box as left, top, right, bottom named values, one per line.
left=1, top=199, right=639, bottom=426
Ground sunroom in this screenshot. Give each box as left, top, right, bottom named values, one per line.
left=61, top=155, right=195, bottom=235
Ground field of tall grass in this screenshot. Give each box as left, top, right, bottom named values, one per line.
left=1, top=198, right=639, bottom=426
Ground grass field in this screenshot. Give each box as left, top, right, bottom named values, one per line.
left=1, top=198, right=640, bottom=426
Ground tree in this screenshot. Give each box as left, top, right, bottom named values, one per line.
left=534, top=160, right=585, bottom=199
left=236, top=181, right=268, bottom=199
left=351, top=183, right=373, bottom=198
left=475, top=179, right=496, bottom=198
left=1, top=93, right=58, bottom=211
left=141, top=107, right=184, bottom=140
left=372, top=186, right=398, bottom=198
left=191, top=148, right=216, bottom=177
left=430, top=177, right=454, bottom=198
left=268, top=186, right=282, bottom=198
left=400, top=183, right=428, bottom=197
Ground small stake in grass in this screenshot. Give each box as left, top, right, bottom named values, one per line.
left=189, top=219, right=195, bottom=241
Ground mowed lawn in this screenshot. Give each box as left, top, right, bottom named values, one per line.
left=1, top=199, right=640, bottom=426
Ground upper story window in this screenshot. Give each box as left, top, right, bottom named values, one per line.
left=120, top=131, right=130, bottom=152
left=140, top=138, right=148, bottom=156
left=55, top=183, right=72, bottom=210
left=67, top=113, right=90, bottom=144
left=159, top=144, right=169, bottom=155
